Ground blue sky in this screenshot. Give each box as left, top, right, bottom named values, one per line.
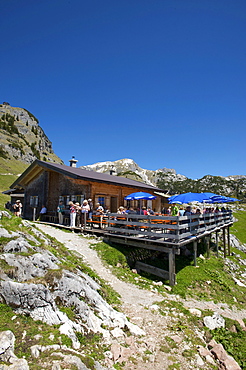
left=1, top=0, right=246, bottom=179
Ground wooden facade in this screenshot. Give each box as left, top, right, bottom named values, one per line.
left=9, top=160, right=166, bottom=219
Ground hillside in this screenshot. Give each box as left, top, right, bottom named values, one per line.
left=0, top=103, right=64, bottom=205
left=0, top=102, right=63, bottom=174
left=0, top=210, right=245, bottom=369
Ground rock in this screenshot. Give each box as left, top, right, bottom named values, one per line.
left=0, top=330, right=16, bottom=362
left=0, top=211, right=12, bottom=220
left=197, top=345, right=210, bottom=357
left=0, top=331, right=29, bottom=370
left=110, top=328, right=125, bottom=338
left=233, top=278, right=246, bottom=288
left=195, top=354, right=204, bottom=366
left=0, top=227, right=19, bottom=238
left=163, top=285, right=172, bottom=291
left=203, top=313, right=225, bottom=330
left=189, top=308, right=202, bottom=317
left=211, top=343, right=241, bottom=370
left=205, top=354, right=216, bottom=365
left=4, top=237, right=33, bottom=253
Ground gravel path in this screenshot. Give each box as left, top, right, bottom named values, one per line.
left=35, top=224, right=164, bottom=308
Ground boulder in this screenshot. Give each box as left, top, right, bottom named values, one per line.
left=203, top=312, right=225, bottom=330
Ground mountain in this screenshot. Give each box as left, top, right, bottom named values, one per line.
left=80, top=158, right=186, bottom=186
left=81, top=159, right=246, bottom=201
left=0, top=102, right=63, bottom=174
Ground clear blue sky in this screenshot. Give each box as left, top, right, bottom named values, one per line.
left=1, top=0, right=246, bottom=179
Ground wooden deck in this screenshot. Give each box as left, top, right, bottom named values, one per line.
left=103, top=211, right=233, bottom=285
left=40, top=211, right=233, bottom=286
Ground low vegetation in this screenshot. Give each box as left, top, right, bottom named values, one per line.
left=90, top=209, right=246, bottom=368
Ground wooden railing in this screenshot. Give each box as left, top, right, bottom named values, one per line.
left=104, top=211, right=233, bottom=246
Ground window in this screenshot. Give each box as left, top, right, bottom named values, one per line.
left=60, top=195, right=85, bottom=206
left=30, top=196, right=39, bottom=207
left=97, top=197, right=105, bottom=207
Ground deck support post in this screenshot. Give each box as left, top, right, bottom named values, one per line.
left=227, top=226, right=231, bottom=256
left=205, top=236, right=210, bottom=258
left=222, top=228, right=226, bottom=257
left=215, top=231, right=219, bottom=257
left=168, top=247, right=176, bottom=286
left=193, top=240, right=197, bottom=267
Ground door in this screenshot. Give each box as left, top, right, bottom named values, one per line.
left=110, top=197, right=118, bottom=213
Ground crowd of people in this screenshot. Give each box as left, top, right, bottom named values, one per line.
left=65, top=199, right=105, bottom=228
left=162, top=204, right=230, bottom=217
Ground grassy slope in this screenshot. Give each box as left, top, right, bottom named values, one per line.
left=0, top=158, right=28, bottom=208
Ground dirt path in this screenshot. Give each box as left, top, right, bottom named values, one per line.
left=35, top=224, right=246, bottom=369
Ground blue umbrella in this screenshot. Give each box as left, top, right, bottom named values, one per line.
left=209, top=195, right=239, bottom=203
left=125, top=191, right=157, bottom=200
left=168, top=192, right=217, bottom=204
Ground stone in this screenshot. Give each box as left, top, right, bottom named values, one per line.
left=163, top=285, right=172, bottom=291
left=211, top=343, right=228, bottom=362
left=195, top=354, right=204, bottom=366
left=197, top=345, right=210, bottom=357
left=205, top=354, right=216, bottom=365
left=0, top=330, right=16, bottom=362
left=223, top=354, right=242, bottom=370
left=203, top=313, right=225, bottom=330
left=207, top=339, right=217, bottom=349
left=189, top=308, right=202, bottom=317
left=110, top=328, right=125, bottom=338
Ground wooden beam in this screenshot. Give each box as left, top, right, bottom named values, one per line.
left=222, top=228, right=226, bottom=257
left=135, top=261, right=170, bottom=280
left=193, top=240, right=197, bottom=267
left=227, top=226, right=231, bottom=256
left=168, top=247, right=176, bottom=286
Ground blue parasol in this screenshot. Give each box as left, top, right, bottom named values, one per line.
left=168, top=192, right=218, bottom=204
left=125, top=192, right=157, bottom=200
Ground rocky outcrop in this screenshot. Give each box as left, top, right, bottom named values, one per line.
left=0, top=104, right=63, bottom=164
left=0, top=218, right=144, bottom=368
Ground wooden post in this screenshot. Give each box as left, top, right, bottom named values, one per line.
left=168, top=248, right=176, bottom=286
left=227, top=226, right=231, bottom=256
left=215, top=231, right=219, bottom=258
left=193, top=240, right=197, bottom=267
left=206, top=236, right=210, bottom=258
left=222, top=228, right=226, bottom=257
left=33, top=207, right=36, bottom=221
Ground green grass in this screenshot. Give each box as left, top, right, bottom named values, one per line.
left=230, top=209, right=246, bottom=244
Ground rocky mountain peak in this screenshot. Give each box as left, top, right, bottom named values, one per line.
left=0, top=103, right=63, bottom=165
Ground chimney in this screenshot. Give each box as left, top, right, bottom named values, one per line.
left=69, top=156, right=78, bottom=168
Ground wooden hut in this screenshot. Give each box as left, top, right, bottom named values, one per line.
left=9, top=159, right=167, bottom=219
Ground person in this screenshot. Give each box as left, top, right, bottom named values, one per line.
left=68, top=201, right=76, bottom=229
left=147, top=207, right=154, bottom=215
left=179, top=207, right=185, bottom=216
left=13, top=200, right=22, bottom=217
left=195, top=208, right=201, bottom=214
left=75, top=202, right=81, bottom=227
left=95, top=203, right=104, bottom=228
left=171, top=203, right=179, bottom=216
left=39, top=205, right=47, bottom=221
left=117, top=206, right=126, bottom=214
left=5, top=201, right=11, bottom=211
left=141, top=206, right=148, bottom=215
left=57, top=201, right=65, bottom=224
left=81, top=200, right=90, bottom=227
left=184, top=206, right=193, bottom=216
left=88, top=199, right=93, bottom=220
left=96, top=203, right=104, bottom=215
